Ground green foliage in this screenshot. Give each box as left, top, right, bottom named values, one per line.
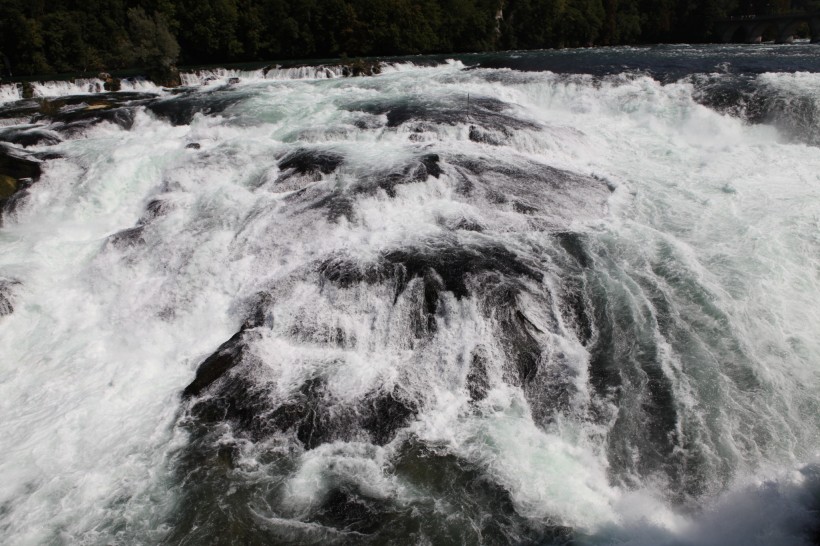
left=0, top=0, right=781, bottom=78
left=128, top=7, right=180, bottom=73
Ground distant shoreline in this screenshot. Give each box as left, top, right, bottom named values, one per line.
left=2, top=41, right=818, bottom=93
left=2, top=40, right=810, bottom=87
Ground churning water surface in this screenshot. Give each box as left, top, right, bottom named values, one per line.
left=0, top=44, right=819, bottom=545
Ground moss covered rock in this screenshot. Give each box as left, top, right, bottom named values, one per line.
left=0, top=175, right=17, bottom=199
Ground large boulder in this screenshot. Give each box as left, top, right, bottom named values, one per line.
left=0, top=174, right=17, bottom=199
left=0, top=143, right=41, bottom=181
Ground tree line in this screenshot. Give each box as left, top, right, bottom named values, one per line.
left=1, top=0, right=819, bottom=79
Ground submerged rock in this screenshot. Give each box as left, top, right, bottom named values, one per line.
left=277, top=148, right=344, bottom=182
left=345, top=95, right=539, bottom=133
left=340, top=59, right=382, bottom=77
left=352, top=153, right=442, bottom=197
left=0, top=126, right=62, bottom=147
left=0, top=279, right=18, bottom=316
left=147, top=89, right=246, bottom=126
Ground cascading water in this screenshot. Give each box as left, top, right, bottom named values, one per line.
left=0, top=45, right=819, bottom=545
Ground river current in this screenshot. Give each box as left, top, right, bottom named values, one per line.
left=1, top=44, right=819, bottom=545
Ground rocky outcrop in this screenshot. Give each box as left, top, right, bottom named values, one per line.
left=0, top=143, right=41, bottom=181
left=99, top=72, right=121, bottom=92
left=0, top=174, right=17, bottom=199
left=148, top=65, right=181, bottom=88
left=0, top=143, right=42, bottom=225
left=340, top=58, right=382, bottom=77
left=20, top=82, right=34, bottom=100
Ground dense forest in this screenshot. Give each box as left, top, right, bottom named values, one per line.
left=1, top=0, right=819, bottom=78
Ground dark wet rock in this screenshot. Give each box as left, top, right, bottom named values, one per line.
left=0, top=177, right=35, bottom=226
left=277, top=148, right=344, bottom=182
left=392, top=441, right=574, bottom=544
left=353, top=153, right=441, bottom=197
left=265, top=376, right=340, bottom=448
left=0, top=143, right=42, bottom=181
left=481, top=280, right=545, bottom=385
left=147, top=89, right=245, bottom=126
left=584, top=282, right=622, bottom=405
left=46, top=106, right=137, bottom=134
left=319, top=240, right=541, bottom=303
left=466, top=347, right=491, bottom=402
left=451, top=154, right=610, bottom=226
left=186, top=341, right=417, bottom=447
left=0, top=99, right=44, bottom=122
left=0, top=145, right=42, bottom=224
left=513, top=201, right=538, bottom=215
left=353, top=115, right=385, bottom=130
left=360, top=389, right=418, bottom=446
left=576, top=267, right=687, bottom=493
left=2, top=90, right=155, bottom=123
left=383, top=242, right=540, bottom=300
left=307, top=191, right=355, bottom=223
left=421, top=271, right=444, bottom=332
left=0, top=175, right=17, bottom=199
left=185, top=142, right=201, bottom=150
left=318, top=255, right=386, bottom=289
left=23, top=93, right=157, bottom=135
left=345, top=96, right=539, bottom=134
left=21, top=82, right=34, bottom=100
left=469, top=124, right=509, bottom=145
left=183, top=329, right=252, bottom=399
left=419, top=153, right=442, bottom=178
left=106, top=226, right=145, bottom=249
left=555, top=231, right=592, bottom=269
left=227, top=77, right=240, bottom=85
left=30, top=151, right=63, bottom=162
left=102, top=75, right=122, bottom=92
left=455, top=175, right=474, bottom=196
left=262, top=376, right=416, bottom=448
left=266, top=381, right=415, bottom=447
left=552, top=233, right=594, bottom=345
left=0, top=279, right=19, bottom=317
left=182, top=303, right=418, bottom=448
left=0, top=292, right=13, bottom=316
left=0, top=126, right=62, bottom=147
left=445, top=217, right=483, bottom=232
left=188, top=365, right=275, bottom=443
left=341, top=59, right=382, bottom=78
left=312, top=488, right=388, bottom=535
left=485, top=188, right=508, bottom=204
left=563, top=284, right=593, bottom=346
left=139, top=199, right=172, bottom=225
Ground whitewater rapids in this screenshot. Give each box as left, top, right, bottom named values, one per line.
left=0, top=46, right=819, bottom=545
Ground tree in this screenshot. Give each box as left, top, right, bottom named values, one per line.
left=128, top=7, right=180, bottom=83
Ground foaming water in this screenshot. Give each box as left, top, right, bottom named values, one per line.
left=0, top=48, right=819, bottom=544
left=0, top=78, right=165, bottom=107
left=179, top=64, right=359, bottom=87
left=0, top=84, right=21, bottom=104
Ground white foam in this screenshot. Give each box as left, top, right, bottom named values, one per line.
left=0, top=59, right=818, bottom=543
left=0, top=83, right=21, bottom=104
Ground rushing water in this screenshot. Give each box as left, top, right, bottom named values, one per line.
left=1, top=44, right=819, bottom=545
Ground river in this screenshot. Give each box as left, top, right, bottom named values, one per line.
left=0, top=44, right=819, bottom=545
